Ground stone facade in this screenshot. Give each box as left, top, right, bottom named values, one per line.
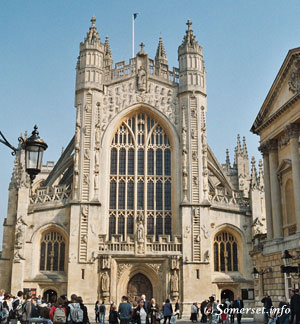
left=251, top=47, right=300, bottom=315
left=0, top=18, right=265, bottom=314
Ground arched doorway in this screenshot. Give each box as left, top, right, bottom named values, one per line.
left=43, top=289, right=57, bottom=303
left=221, top=289, right=234, bottom=301
left=127, top=273, right=153, bottom=303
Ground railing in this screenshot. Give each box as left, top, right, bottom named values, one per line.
left=208, top=191, right=250, bottom=210
left=109, top=58, right=179, bottom=84
left=29, top=185, right=71, bottom=205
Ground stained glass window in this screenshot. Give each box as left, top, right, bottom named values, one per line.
left=109, top=112, right=172, bottom=240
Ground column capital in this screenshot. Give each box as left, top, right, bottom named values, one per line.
left=258, top=139, right=278, bottom=154
left=285, top=123, right=300, bottom=138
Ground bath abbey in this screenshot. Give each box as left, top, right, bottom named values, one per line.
left=0, top=18, right=267, bottom=312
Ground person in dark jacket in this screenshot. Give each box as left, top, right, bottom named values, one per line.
left=234, top=296, right=244, bottom=324
left=291, top=289, right=300, bottom=324
left=277, top=297, right=289, bottom=324
left=118, top=296, right=132, bottom=324
left=149, top=298, right=160, bottom=324
left=261, top=295, right=273, bottom=324
left=109, top=305, right=119, bottom=324
left=133, top=300, right=149, bottom=324
left=162, top=299, right=173, bottom=324
left=31, top=297, right=41, bottom=318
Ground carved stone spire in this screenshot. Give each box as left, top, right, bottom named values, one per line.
left=225, top=149, right=231, bottom=172
left=155, top=36, right=168, bottom=65
left=242, top=136, right=248, bottom=158
left=236, top=134, right=242, bottom=154
left=250, top=157, right=258, bottom=189
left=258, top=159, right=264, bottom=190
left=84, top=16, right=100, bottom=44
left=104, top=36, right=113, bottom=67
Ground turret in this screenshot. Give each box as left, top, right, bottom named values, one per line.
left=178, top=20, right=206, bottom=93
left=75, top=17, right=105, bottom=92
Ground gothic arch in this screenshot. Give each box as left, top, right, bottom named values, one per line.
left=99, top=104, right=181, bottom=239
left=30, top=224, right=69, bottom=276
left=116, top=263, right=163, bottom=304
left=212, top=224, right=244, bottom=274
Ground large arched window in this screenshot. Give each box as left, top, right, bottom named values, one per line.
left=109, top=112, right=172, bottom=240
left=40, top=231, right=65, bottom=272
left=214, top=231, right=238, bottom=272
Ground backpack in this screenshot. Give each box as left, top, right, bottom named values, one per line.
left=0, top=302, right=9, bottom=323
left=99, top=305, right=106, bottom=313
left=69, top=304, right=84, bottom=323
left=12, top=299, right=23, bottom=320
left=53, top=306, right=66, bottom=324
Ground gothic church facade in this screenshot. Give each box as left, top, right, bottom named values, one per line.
left=0, top=18, right=265, bottom=313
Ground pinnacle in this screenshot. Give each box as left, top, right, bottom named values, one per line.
left=225, top=149, right=231, bottom=171
left=182, top=19, right=197, bottom=46
left=104, top=36, right=112, bottom=57
left=85, top=16, right=100, bottom=44
left=155, top=36, right=168, bottom=64
left=236, top=134, right=241, bottom=153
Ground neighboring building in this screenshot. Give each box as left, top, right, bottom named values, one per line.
left=251, top=47, right=300, bottom=306
left=0, top=18, right=265, bottom=312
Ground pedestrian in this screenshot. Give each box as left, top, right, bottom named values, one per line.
left=133, top=299, right=149, bottom=324
left=162, top=299, right=173, bottom=324
left=278, top=296, right=289, bottom=324
left=206, top=296, right=217, bottom=324
left=261, top=295, right=273, bottom=324
left=234, top=296, right=243, bottom=324
left=77, top=296, right=90, bottom=324
left=149, top=298, right=160, bottom=324
left=174, top=299, right=180, bottom=320
left=95, top=301, right=100, bottom=323
left=31, top=297, right=41, bottom=318
left=109, top=305, right=119, bottom=324
left=21, top=294, right=32, bottom=324
left=190, top=302, right=198, bottom=323
left=228, top=301, right=235, bottom=324
left=68, top=294, right=82, bottom=324
left=118, top=296, right=132, bottom=324
left=219, top=299, right=227, bottom=324
left=0, top=290, right=5, bottom=303
left=141, top=295, right=150, bottom=314
left=200, top=300, right=208, bottom=323
left=11, top=291, right=24, bottom=324
left=0, top=295, right=10, bottom=324
left=291, top=289, right=300, bottom=324
left=100, top=301, right=106, bottom=324
left=50, top=297, right=67, bottom=324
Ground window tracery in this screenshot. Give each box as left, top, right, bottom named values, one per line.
left=214, top=231, right=238, bottom=272
left=40, top=231, right=65, bottom=272
left=109, top=112, right=172, bottom=240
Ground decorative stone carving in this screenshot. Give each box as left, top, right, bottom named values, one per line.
left=137, top=221, right=144, bottom=242
left=13, top=250, right=25, bottom=263
left=15, top=216, right=27, bottom=249
left=137, top=67, right=147, bottom=92
left=147, top=263, right=162, bottom=274
left=117, top=263, right=132, bottom=279
left=182, top=106, right=188, bottom=202
left=170, top=270, right=179, bottom=292
left=201, top=224, right=209, bottom=239
left=203, top=250, right=210, bottom=262
left=285, top=123, right=300, bottom=138
left=170, top=256, right=180, bottom=270
left=289, top=59, right=300, bottom=93
left=101, top=256, right=111, bottom=270
left=101, top=271, right=110, bottom=292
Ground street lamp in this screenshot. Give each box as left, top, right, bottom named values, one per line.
left=0, top=125, right=48, bottom=182
left=252, top=267, right=272, bottom=296
left=281, top=249, right=300, bottom=278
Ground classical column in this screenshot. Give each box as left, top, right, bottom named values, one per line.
left=286, top=123, right=300, bottom=231
left=259, top=144, right=273, bottom=239
left=268, top=139, right=283, bottom=238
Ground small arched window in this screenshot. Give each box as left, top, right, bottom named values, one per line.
left=214, top=231, right=238, bottom=272
left=40, top=231, right=65, bottom=272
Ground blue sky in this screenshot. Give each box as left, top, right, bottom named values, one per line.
left=1, top=0, right=300, bottom=246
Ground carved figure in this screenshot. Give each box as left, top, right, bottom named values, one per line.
left=101, top=271, right=110, bottom=292
left=137, top=67, right=147, bottom=92
left=137, top=221, right=144, bottom=242
left=171, top=270, right=179, bottom=292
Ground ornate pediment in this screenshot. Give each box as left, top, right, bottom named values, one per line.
left=251, top=48, right=300, bottom=135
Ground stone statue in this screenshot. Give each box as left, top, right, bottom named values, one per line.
left=171, top=270, right=179, bottom=292
left=137, top=221, right=144, bottom=242
left=101, top=271, right=109, bottom=292
left=137, top=67, right=147, bottom=92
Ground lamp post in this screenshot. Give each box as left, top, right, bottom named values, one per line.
left=281, top=249, right=300, bottom=278
left=0, top=125, right=48, bottom=182
left=252, top=267, right=272, bottom=296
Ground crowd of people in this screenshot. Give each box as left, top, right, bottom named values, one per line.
left=0, top=290, right=89, bottom=324
left=191, top=290, right=300, bottom=324
left=101, top=295, right=179, bottom=324
left=1, top=288, right=300, bottom=324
